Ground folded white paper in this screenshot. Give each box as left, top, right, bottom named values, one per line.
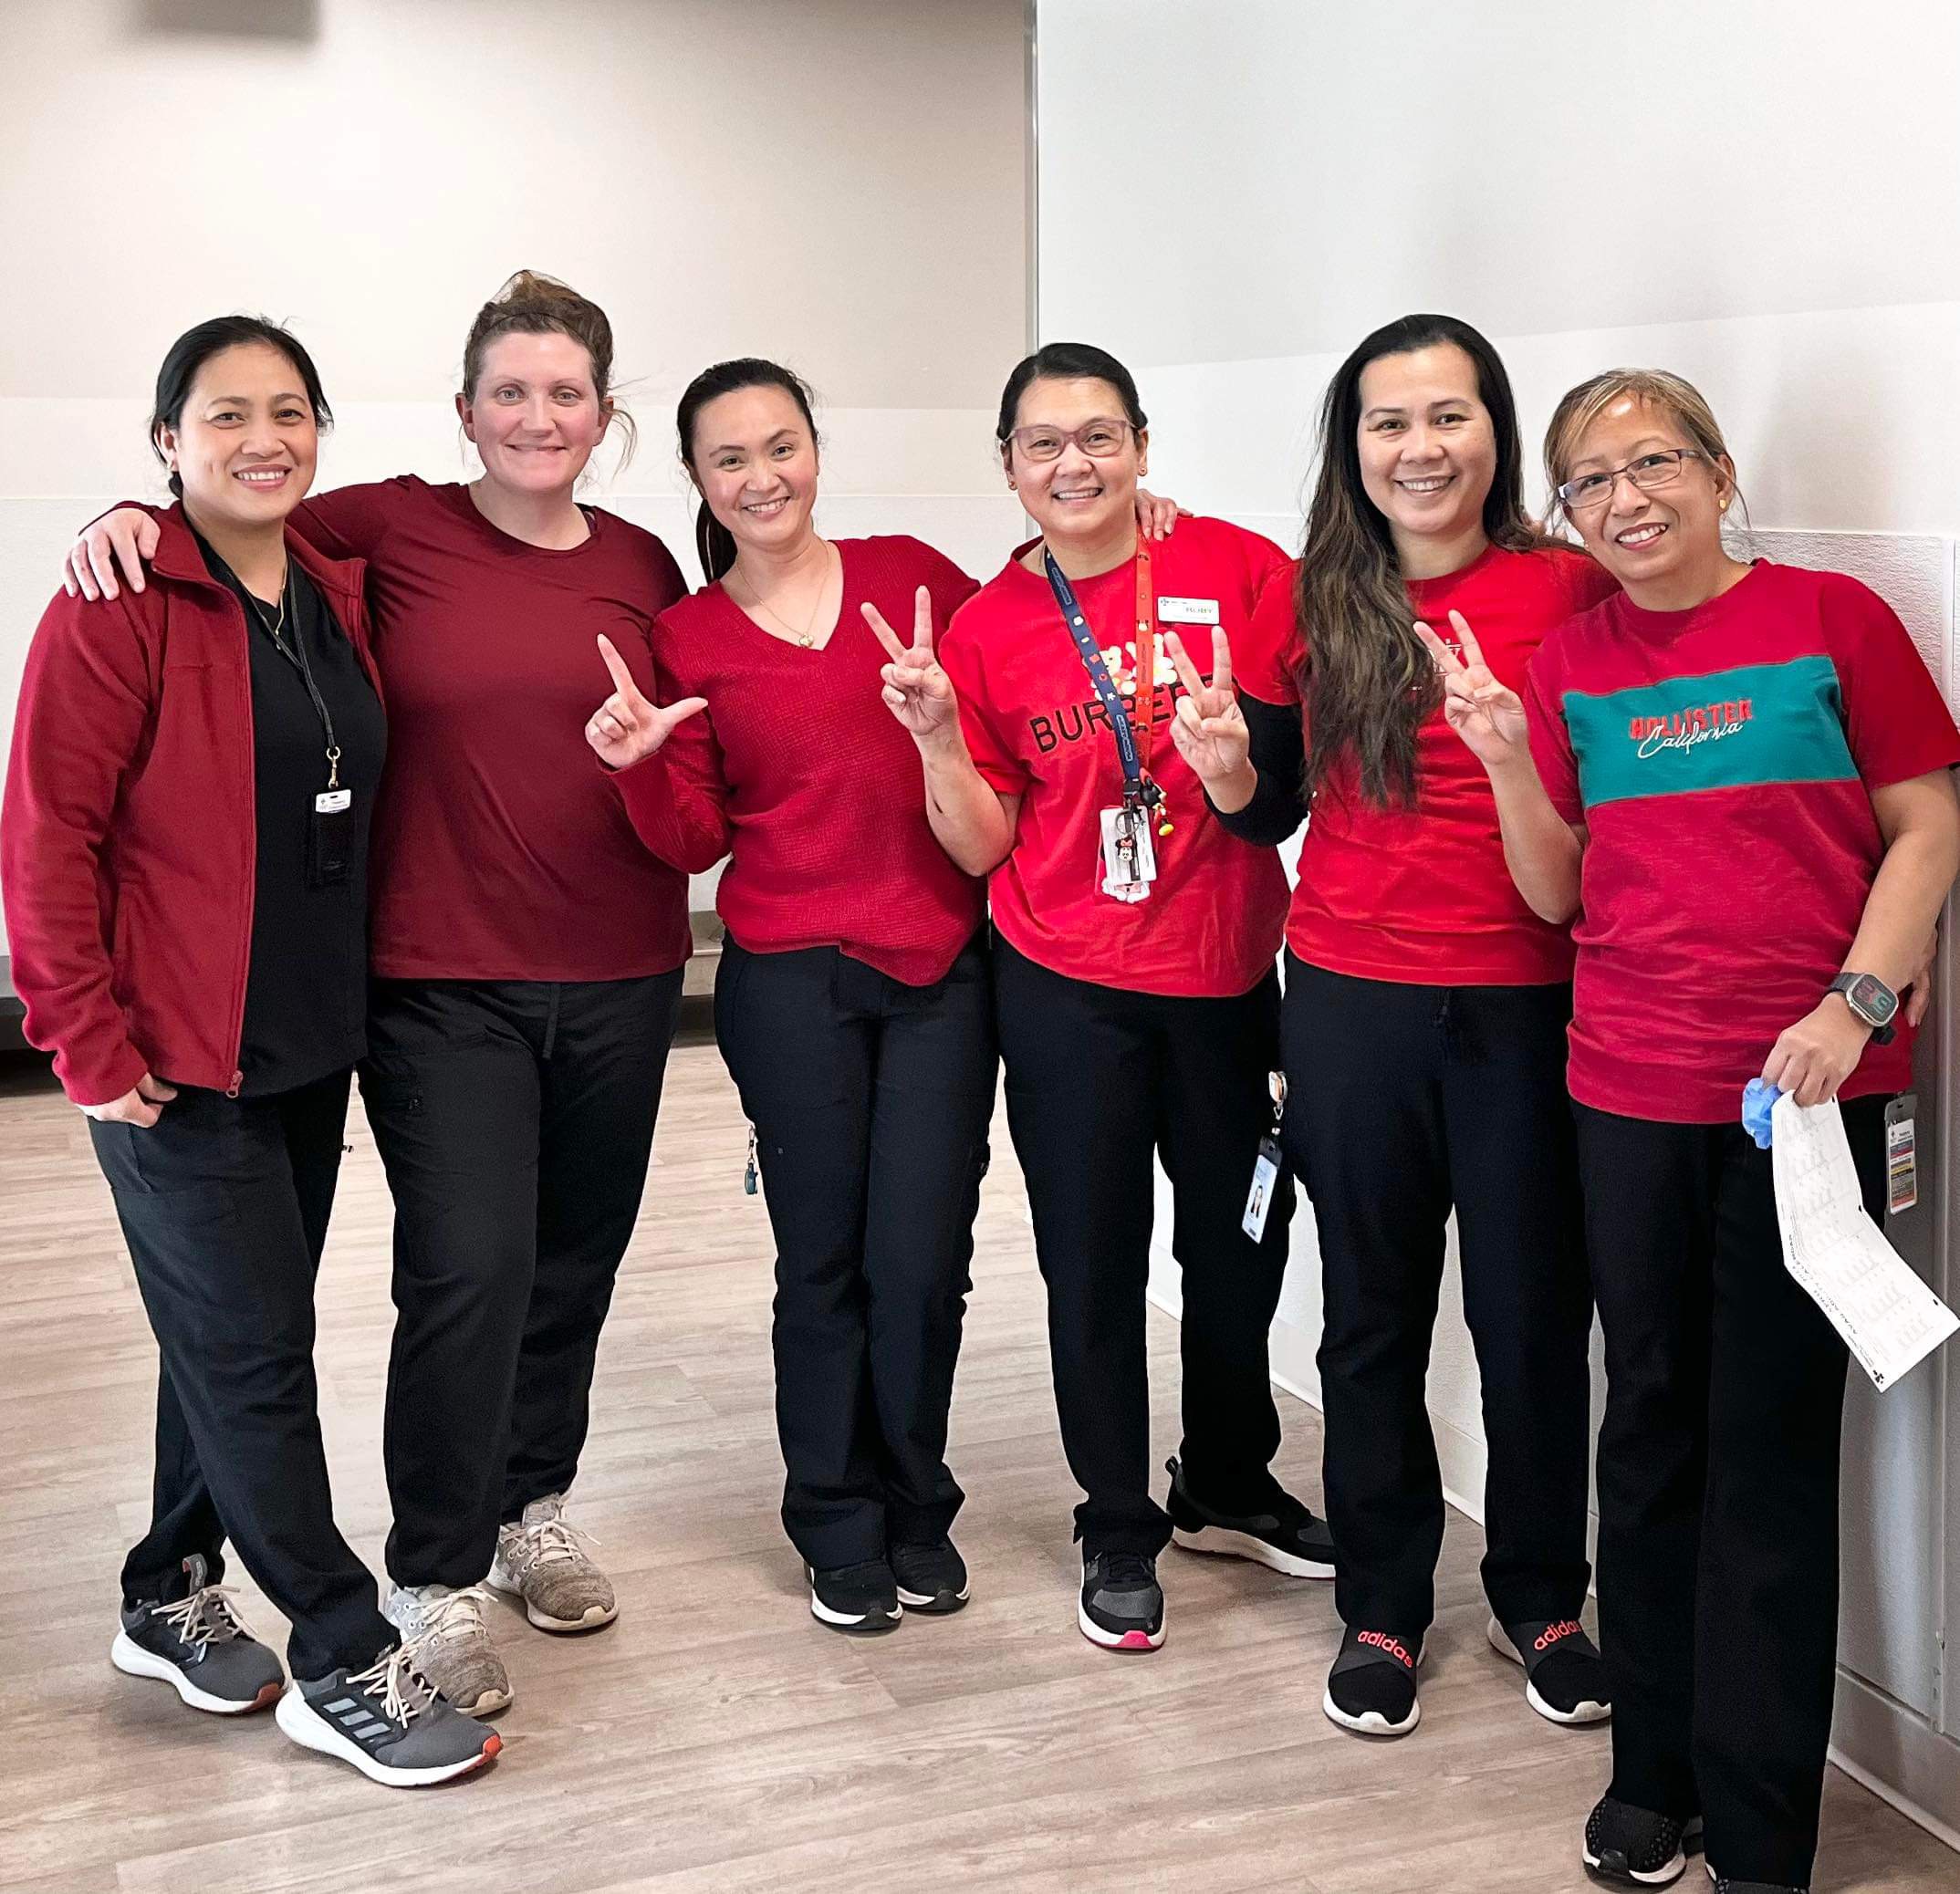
left=1771, top=1095, right=1958, bottom=1391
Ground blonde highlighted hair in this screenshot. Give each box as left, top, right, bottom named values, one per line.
left=1543, top=367, right=1739, bottom=528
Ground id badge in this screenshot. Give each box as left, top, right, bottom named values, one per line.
left=309, top=787, right=354, bottom=888
left=1243, top=1135, right=1283, bottom=1241
left=1098, top=805, right=1157, bottom=903
left=1885, top=1094, right=1917, bottom=1214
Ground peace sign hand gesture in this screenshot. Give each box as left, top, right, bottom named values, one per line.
left=1164, top=627, right=1250, bottom=786
left=865, top=588, right=959, bottom=746
left=1415, top=610, right=1527, bottom=769
left=585, top=634, right=709, bottom=769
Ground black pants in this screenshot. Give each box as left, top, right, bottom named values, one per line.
left=994, top=934, right=1294, bottom=1556
left=714, top=935, right=996, bottom=1569
left=1578, top=1095, right=1887, bottom=1888
left=92, top=1075, right=393, bottom=1681
left=1281, top=959, right=1594, bottom=1636
left=361, top=973, right=683, bottom=1587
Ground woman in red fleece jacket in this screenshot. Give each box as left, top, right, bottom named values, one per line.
left=2, top=317, right=491, bottom=1789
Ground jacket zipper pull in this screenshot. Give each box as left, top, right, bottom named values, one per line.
left=225, top=1069, right=244, bottom=1099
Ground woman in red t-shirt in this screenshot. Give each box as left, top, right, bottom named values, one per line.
left=63, top=273, right=688, bottom=1715
left=872, top=341, right=1332, bottom=1655
left=1429, top=368, right=1960, bottom=1891
left=584, top=357, right=1183, bottom=1637
left=1195, top=314, right=1615, bottom=1740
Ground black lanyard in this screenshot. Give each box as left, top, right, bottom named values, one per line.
left=242, top=567, right=343, bottom=793
left=1042, top=546, right=1161, bottom=816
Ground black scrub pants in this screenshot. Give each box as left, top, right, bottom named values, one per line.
left=714, top=934, right=997, bottom=1570
left=1577, top=1093, right=1888, bottom=1889
left=94, top=1074, right=394, bottom=1681
left=1280, top=959, right=1594, bottom=1639
left=360, top=972, right=683, bottom=1588
left=994, top=934, right=1294, bottom=1557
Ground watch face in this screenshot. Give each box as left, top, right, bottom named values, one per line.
left=1848, top=973, right=1899, bottom=1024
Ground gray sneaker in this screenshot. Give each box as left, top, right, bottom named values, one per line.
left=110, top=1555, right=286, bottom=1714
left=381, top=1583, right=510, bottom=1716
left=488, top=1494, right=618, bottom=1632
left=276, top=1639, right=500, bottom=1787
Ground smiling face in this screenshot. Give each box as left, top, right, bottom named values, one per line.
left=687, top=382, right=820, bottom=558
left=155, top=341, right=318, bottom=531
left=457, top=330, right=612, bottom=498
left=1002, top=375, right=1145, bottom=549
left=1561, top=394, right=1733, bottom=598
left=1353, top=343, right=1496, bottom=562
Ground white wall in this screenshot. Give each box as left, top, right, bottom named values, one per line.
left=0, top=0, right=1031, bottom=935
left=1037, top=0, right=1960, bottom=1842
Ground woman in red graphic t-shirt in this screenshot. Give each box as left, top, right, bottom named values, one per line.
left=1191, top=314, right=1614, bottom=1743
left=1429, top=367, right=1960, bottom=1893
left=582, top=356, right=1183, bottom=1638
left=63, top=272, right=688, bottom=1715
left=871, top=341, right=1333, bottom=1657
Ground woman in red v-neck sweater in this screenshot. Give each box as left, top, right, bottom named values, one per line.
left=63, top=274, right=687, bottom=1713
left=587, top=357, right=1182, bottom=1635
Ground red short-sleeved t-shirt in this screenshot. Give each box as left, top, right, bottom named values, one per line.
left=615, top=536, right=985, bottom=986
left=1526, top=561, right=1960, bottom=1124
left=296, top=476, right=692, bottom=982
left=939, top=515, right=1292, bottom=998
left=1237, top=542, right=1617, bottom=985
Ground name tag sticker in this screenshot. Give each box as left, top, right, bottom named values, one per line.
left=1158, top=596, right=1220, bottom=626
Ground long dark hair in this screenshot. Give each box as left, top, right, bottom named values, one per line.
left=994, top=340, right=1148, bottom=459
left=149, top=315, right=332, bottom=498
left=675, top=358, right=820, bottom=582
left=1295, top=312, right=1556, bottom=808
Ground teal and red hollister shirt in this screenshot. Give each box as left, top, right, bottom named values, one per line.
left=1526, top=561, right=1960, bottom=1124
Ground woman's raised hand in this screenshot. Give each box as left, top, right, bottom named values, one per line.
left=865, top=588, right=960, bottom=744
left=1416, top=610, right=1527, bottom=767
left=585, top=635, right=707, bottom=769
left=1164, top=626, right=1250, bottom=785
left=63, top=508, right=161, bottom=601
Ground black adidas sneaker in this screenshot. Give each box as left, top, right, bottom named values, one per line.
left=276, top=1639, right=499, bottom=1788
left=110, top=1554, right=285, bottom=1714
left=1489, top=1614, right=1611, bottom=1723
left=1322, top=1623, right=1423, bottom=1736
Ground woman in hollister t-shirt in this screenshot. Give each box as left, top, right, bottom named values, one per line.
left=1428, top=367, right=1960, bottom=1894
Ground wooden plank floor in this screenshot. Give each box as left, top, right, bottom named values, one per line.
left=0, top=1031, right=1950, bottom=1894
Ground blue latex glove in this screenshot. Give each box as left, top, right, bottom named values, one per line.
left=1741, top=1077, right=1781, bottom=1150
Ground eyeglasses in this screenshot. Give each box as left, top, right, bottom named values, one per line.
left=1005, top=418, right=1138, bottom=463
left=1557, top=447, right=1706, bottom=513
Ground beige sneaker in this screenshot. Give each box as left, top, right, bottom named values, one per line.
left=487, top=1494, right=618, bottom=1633
left=381, top=1583, right=510, bottom=1718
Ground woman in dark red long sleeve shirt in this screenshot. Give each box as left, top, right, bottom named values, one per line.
left=64, top=273, right=687, bottom=1715
left=5, top=317, right=492, bottom=1788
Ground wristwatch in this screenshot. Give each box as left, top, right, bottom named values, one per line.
left=1829, top=972, right=1899, bottom=1045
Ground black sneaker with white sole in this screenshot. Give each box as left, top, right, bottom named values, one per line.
left=110, top=1555, right=286, bottom=1715
left=807, top=1559, right=902, bottom=1634
left=276, top=1639, right=500, bottom=1788
left=1164, top=1457, right=1336, bottom=1579
left=1322, top=1623, right=1423, bottom=1736
left=891, top=1537, right=969, bottom=1615
left=1489, top=1614, right=1611, bottom=1724
left=1581, top=1795, right=1704, bottom=1887
left=1078, top=1551, right=1164, bottom=1651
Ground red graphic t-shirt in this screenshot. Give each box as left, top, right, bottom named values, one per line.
left=1526, top=561, right=1960, bottom=1123
left=939, top=515, right=1292, bottom=998
left=1236, top=542, right=1617, bottom=984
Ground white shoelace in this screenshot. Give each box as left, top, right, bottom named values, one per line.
left=413, top=1584, right=492, bottom=1644
left=507, top=1511, right=599, bottom=1574
left=150, top=1585, right=249, bottom=1650
left=346, top=1638, right=441, bottom=1728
